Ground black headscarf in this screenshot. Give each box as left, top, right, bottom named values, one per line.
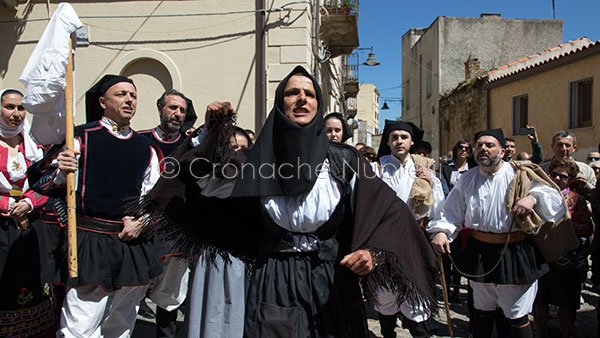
left=324, top=112, right=353, bottom=143
left=377, top=119, right=424, bottom=159
left=85, top=75, right=135, bottom=123
left=231, top=66, right=329, bottom=197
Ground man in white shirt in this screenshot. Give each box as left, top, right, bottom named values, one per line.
left=375, top=120, right=445, bottom=338
left=36, top=75, right=163, bottom=338
left=428, top=128, right=566, bottom=338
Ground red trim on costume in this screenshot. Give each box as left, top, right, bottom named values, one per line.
left=0, top=195, right=9, bottom=212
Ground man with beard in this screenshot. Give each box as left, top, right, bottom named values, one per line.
left=428, top=128, right=566, bottom=338
left=138, top=89, right=196, bottom=338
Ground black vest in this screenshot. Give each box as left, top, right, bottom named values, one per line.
left=138, top=129, right=184, bottom=157
left=75, top=122, right=152, bottom=220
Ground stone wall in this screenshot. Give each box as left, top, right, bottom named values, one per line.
left=439, top=77, right=488, bottom=155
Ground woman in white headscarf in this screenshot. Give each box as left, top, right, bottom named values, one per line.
left=0, top=88, right=56, bottom=337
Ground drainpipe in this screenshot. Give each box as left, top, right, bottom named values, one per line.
left=255, top=0, right=266, bottom=133
left=313, top=0, right=321, bottom=82
left=419, top=54, right=423, bottom=128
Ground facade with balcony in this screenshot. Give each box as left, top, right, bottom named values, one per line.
left=0, top=0, right=359, bottom=133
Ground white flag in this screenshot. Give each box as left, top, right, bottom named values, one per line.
left=19, top=2, right=83, bottom=145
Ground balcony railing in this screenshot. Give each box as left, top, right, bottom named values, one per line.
left=345, top=97, right=357, bottom=118
left=320, top=0, right=359, bottom=58
left=322, top=0, right=359, bottom=16
left=342, top=53, right=359, bottom=98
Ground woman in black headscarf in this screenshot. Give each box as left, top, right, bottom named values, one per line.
left=139, top=66, right=438, bottom=337
left=324, top=112, right=352, bottom=143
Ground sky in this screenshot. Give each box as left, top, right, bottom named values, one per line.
left=356, top=0, right=600, bottom=129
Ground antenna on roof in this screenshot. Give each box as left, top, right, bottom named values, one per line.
left=552, top=0, right=556, bottom=19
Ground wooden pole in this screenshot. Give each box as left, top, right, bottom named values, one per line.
left=438, top=254, right=454, bottom=338
left=65, top=36, right=78, bottom=278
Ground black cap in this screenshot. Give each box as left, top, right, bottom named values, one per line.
left=416, top=140, right=432, bottom=154
left=85, top=75, right=135, bottom=123
left=377, top=119, right=424, bottom=158
left=474, top=128, right=506, bottom=147
left=180, top=97, right=197, bottom=133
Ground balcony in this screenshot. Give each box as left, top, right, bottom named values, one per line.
left=345, top=97, right=357, bottom=118
left=342, top=53, right=359, bottom=98
left=320, top=0, right=359, bottom=58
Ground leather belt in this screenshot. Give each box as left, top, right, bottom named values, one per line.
left=471, top=229, right=525, bottom=244
left=76, top=214, right=124, bottom=234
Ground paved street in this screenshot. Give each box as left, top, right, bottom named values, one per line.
left=133, top=274, right=599, bottom=338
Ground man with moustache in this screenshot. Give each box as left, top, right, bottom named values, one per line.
left=428, top=129, right=566, bottom=338
left=34, top=75, right=163, bottom=337
left=138, top=89, right=197, bottom=338
left=374, top=121, right=445, bottom=338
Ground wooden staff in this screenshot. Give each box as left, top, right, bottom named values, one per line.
left=65, top=36, right=78, bottom=278
left=438, top=254, right=454, bottom=338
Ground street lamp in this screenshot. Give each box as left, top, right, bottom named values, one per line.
left=354, top=47, right=380, bottom=66
left=380, top=97, right=402, bottom=110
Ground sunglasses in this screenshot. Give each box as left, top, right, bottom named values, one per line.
left=550, top=172, right=570, bottom=180
left=588, top=157, right=600, bottom=162
left=458, top=145, right=470, bottom=151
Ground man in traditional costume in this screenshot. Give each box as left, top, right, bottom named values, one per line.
left=137, top=89, right=196, bottom=338
left=33, top=75, right=163, bottom=337
left=374, top=120, right=445, bottom=338
left=138, top=66, right=439, bottom=337
left=429, top=128, right=566, bottom=338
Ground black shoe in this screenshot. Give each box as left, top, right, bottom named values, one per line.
left=138, top=300, right=155, bottom=320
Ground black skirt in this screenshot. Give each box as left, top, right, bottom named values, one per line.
left=244, top=240, right=368, bottom=338
left=456, top=236, right=549, bottom=284
left=0, top=217, right=59, bottom=336
left=64, top=228, right=163, bottom=291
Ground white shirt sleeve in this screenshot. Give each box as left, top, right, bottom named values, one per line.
left=428, top=170, right=445, bottom=220
left=426, top=180, right=465, bottom=240
left=51, top=138, right=81, bottom=187
left=140, top=147, right=161, bottom=197
left=190, top=127, right=210, bottom=147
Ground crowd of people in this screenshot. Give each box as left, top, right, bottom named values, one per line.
left=0, top=65, right=598, bottom=338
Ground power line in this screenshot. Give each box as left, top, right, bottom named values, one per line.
left=0, top=1, right=309, bottom=24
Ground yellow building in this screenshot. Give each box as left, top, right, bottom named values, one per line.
left=486, top=38, right=599, bottom=160
left=0, top=0, right=359, bottom=134
left=353, top=82, right=379, bottom=145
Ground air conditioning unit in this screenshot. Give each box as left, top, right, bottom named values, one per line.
left=0, top=0, right=18, bottom=10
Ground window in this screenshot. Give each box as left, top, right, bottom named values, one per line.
left=426, top=61, right=432, bottom=98
left=512, top=94, right=528, bottom=135
left=569, top=78, right=593, bottom=128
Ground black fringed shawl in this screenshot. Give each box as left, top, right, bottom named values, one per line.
left=135, top=66, right=439, bottom=312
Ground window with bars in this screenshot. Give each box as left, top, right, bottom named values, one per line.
left=512, top=94, right=528, bottom=135
left=569, top=78, right=593, bottom=128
